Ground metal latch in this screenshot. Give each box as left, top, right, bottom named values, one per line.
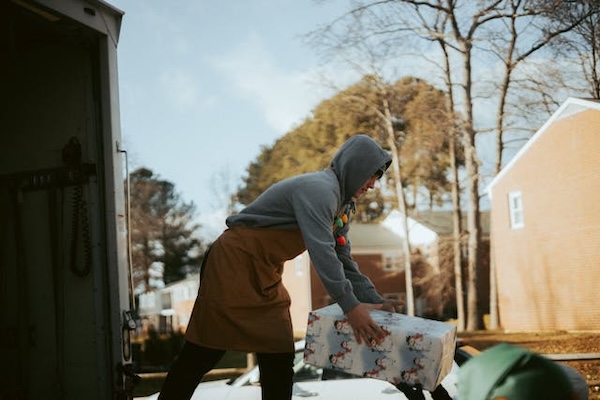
left=123, top=310, right=137, bottom=331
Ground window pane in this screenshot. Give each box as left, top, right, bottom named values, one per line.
left=508, top=191, right=524, bottom=229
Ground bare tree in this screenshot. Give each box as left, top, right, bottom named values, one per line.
left=544, top=0, right=600, bottom=99
left=419, top=6, right=466, bottom=331
left=209, top=164, right=240, bottom=216
left=382, top=91, right=416, bottom=316
left=395, top=0, right=500, bottom=330
left=307, top=6, right=464, bottom=314
left=404, top=0, right=586, bottom=330
left=340, top=73, right=419, bottom=316
left=484, top=0, right=595, bottom=176
left=310, top=0, right=595, bottom=330
left=309, top=0, right=491, bottom=329
left=306, top=11, right=417, bottom=314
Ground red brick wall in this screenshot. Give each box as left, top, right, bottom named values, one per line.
left=491, top=108, right=600, bottom=330
left=309, top=254, right=406, bottom=310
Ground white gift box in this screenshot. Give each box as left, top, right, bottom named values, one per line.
left=303, top=304, right=457, bottom=391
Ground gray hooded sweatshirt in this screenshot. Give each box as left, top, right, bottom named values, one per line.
left=226, top=134, right=392, bottom=313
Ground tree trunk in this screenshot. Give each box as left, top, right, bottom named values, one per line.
left=449, top=134, right=465, bottom=331
left=460, top=39, right=483, bottom=331
left=383, top=98, right=415, bottom=316
left=464, top=126, right=482, bottom=330
left=489, top=247, right=499, bottom=330
left=438, top=35, right=465, bottom=331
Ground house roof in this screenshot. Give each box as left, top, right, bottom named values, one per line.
left=409, top=210, right=491, bottom=236
left=486, top=97, right=600, bottom=195
left=348, top=223, right=404, bottom=250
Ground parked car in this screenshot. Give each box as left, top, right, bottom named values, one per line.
left=135, top=340, right=477, bottom=400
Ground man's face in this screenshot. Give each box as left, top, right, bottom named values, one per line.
left=353, top=174, right=379, bottom=199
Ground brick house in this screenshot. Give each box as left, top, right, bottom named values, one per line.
left=486, top=97, right=600, bottom=331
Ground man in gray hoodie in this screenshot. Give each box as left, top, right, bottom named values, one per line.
left=159, top=134, right=397, bottom=400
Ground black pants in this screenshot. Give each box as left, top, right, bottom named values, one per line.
left=158, top=341, right=295, bottom=400
left=396, top=382, right=452, bottom=400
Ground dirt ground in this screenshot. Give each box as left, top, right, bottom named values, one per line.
left=457, top=331, right=600, bottom=399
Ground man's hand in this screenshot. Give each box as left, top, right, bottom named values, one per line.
left=346, top=303, right=384, bottom=346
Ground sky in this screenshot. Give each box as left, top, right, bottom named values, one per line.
left=105, top=1, right=553, bottom=242
left=107, top=0, right=363, bottom=240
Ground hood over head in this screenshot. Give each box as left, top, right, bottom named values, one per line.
left=330, top=134, right=392, bottom=203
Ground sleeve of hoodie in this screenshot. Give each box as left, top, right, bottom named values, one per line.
left=292, top=183, right=364, bottom=314
left=335, top=223, right=384, bottom=304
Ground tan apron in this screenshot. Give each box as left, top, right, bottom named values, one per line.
left=185, top=226, right=306, bottom=353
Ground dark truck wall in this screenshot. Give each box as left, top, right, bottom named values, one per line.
left=0, top=1, right=132, bottom=399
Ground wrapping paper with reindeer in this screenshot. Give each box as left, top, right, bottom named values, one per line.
left=303, top=303, right=457, bottom=391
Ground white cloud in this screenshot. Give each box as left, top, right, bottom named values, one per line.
left=211, top=32, right=339, bottom=133
left=159, top=69, right=217, bottom=111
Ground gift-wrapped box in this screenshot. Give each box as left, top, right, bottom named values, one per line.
left=303, top=303, right=457, bottom=391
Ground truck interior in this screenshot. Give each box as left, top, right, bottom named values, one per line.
left=0, top=1, right=133, bottom=398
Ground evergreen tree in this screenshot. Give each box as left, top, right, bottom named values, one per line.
left=235, top=75, right=457, bottom=221
left=128, top=167, right=203, bottom=291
